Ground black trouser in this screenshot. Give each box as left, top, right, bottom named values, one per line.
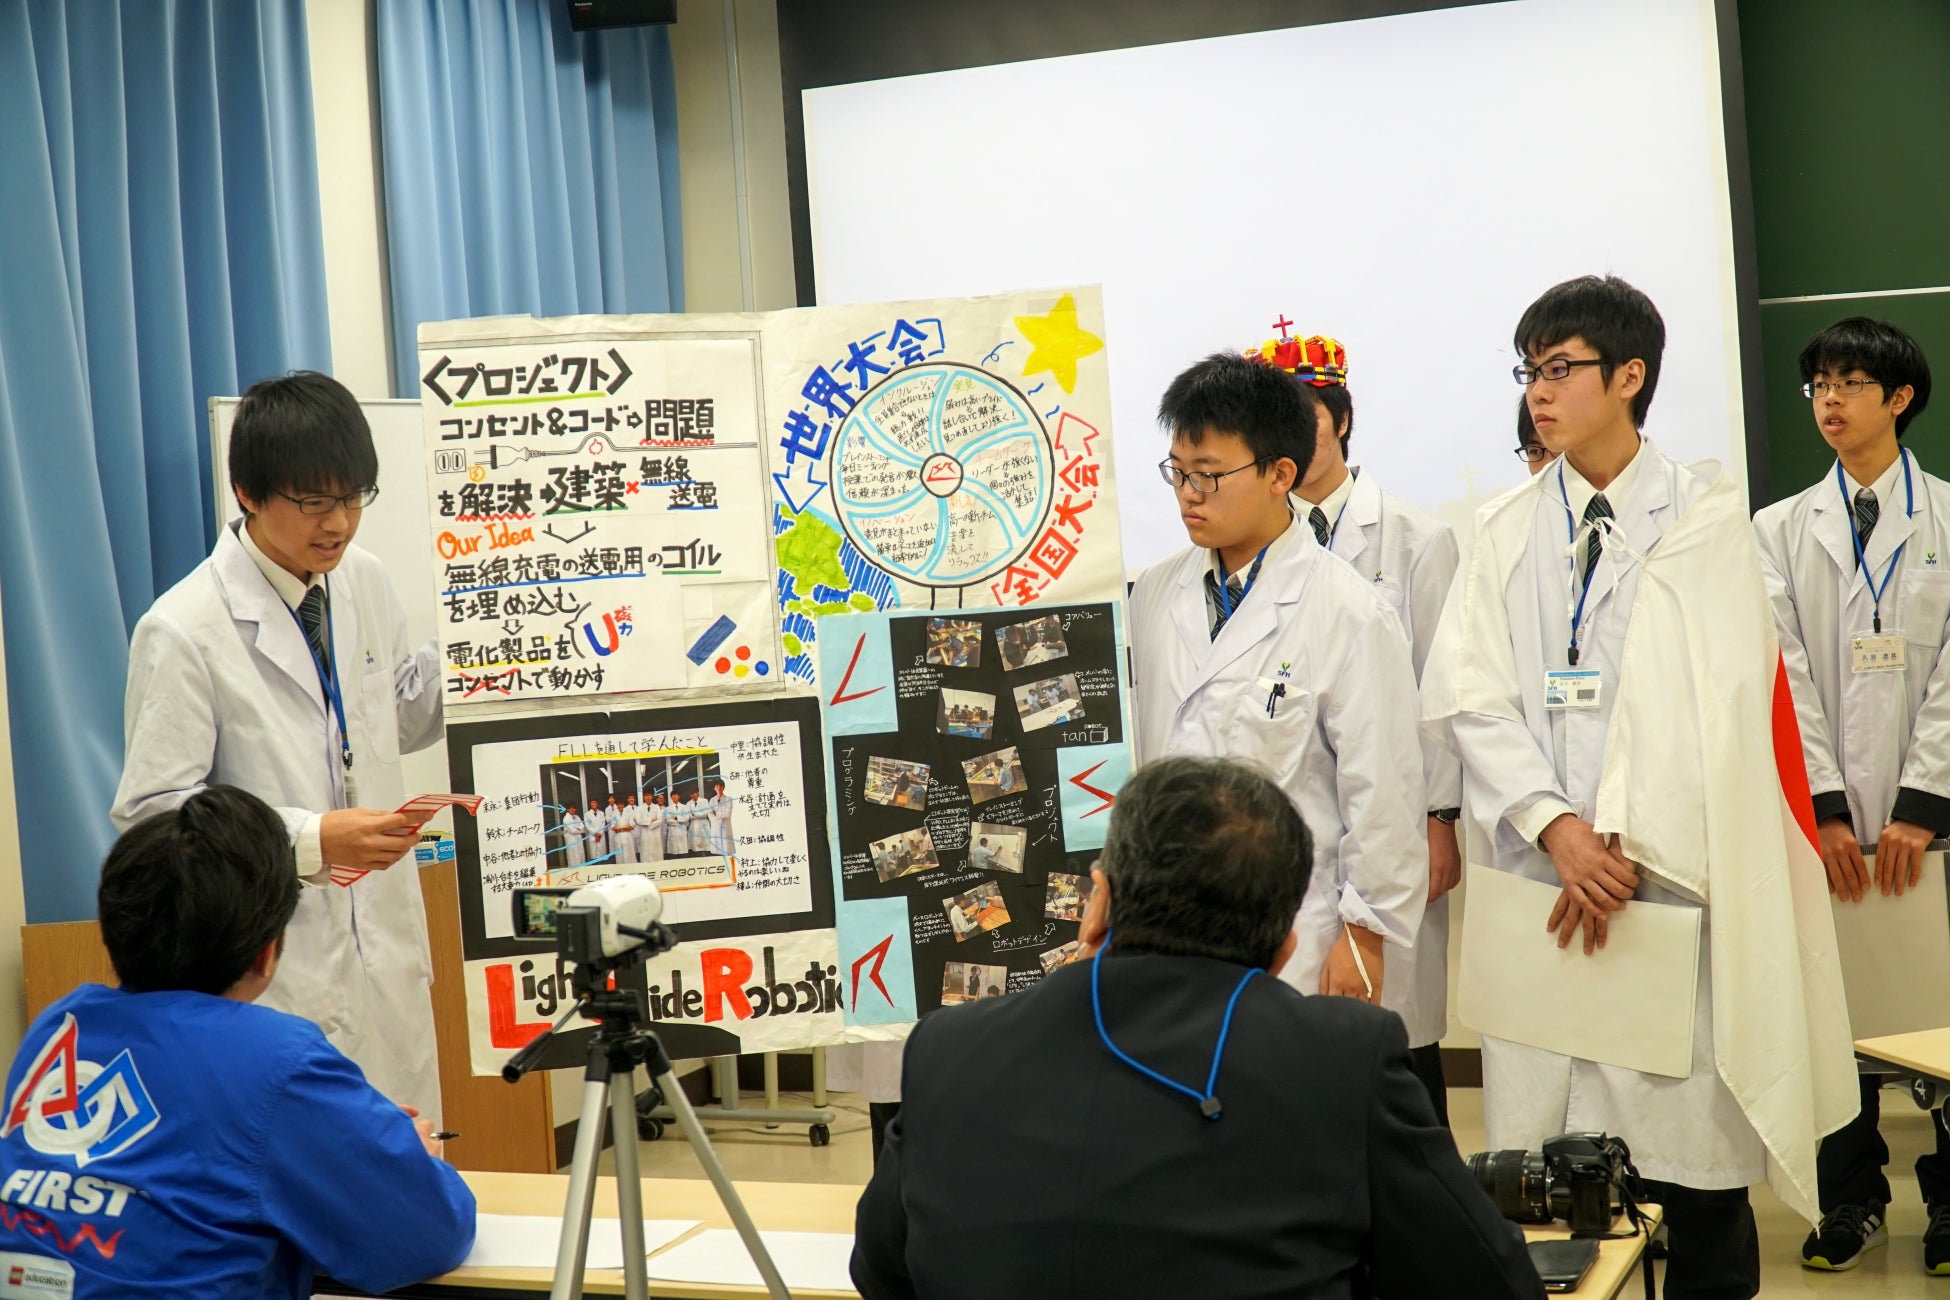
left=1817, top=1072, right=1950, bottom=1211
left=869, top=1101, right=900, bottom=1164
left=1409, top=1042, right=1450, bottom=1129
left=1637, top=1180, right=1759, bottom=1300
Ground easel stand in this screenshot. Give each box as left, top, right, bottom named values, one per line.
left=638, top=1050, right=835, bottom=1146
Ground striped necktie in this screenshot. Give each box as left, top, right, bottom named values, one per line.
left=1309, top=506, right=1330, bottom=547
left=297, top=585, right=332, bottom=680
left=1855, top=487, right=1879, bottom=550
left=1581, top=493, right=1612, bottom=592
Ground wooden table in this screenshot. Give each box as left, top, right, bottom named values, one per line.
left=1523, top=1204, right=1663, bottom=1299
left=355, top=1173, right=1655, bottom=1298
left=1857, top=1027, right=1950, bottom=1085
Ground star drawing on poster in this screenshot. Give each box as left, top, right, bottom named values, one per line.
left=1013, top=292, right=1104, bottom=394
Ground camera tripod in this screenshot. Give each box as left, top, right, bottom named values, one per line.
left=504, top=961, right=791, bottom=1300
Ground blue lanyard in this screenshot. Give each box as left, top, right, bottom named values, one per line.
left=1557, top=461, right=1606, bottom=667
left=286, top=582, right=353, bottom=779
left=1836, top=449, right=1915, bottom=634
left=1090, top=931, right=1261, bottom=1120
left=1215, top=542, right=1271, bottom=622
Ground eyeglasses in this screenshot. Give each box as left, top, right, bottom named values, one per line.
left=1514, top=445, right=1553, bottom=463
left=1801, top=378, right=1885, bottom=399
left=275, top=486, right=380, bottom=514
left=1513, top=358, right=1605, bottom=386
left=1157, top=457, right=1273, bottom=493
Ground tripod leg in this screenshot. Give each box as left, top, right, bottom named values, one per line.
left=551, top=1076, right=611, bottom=1300
left=655, top=1064, right=794, bottom=1300
left=609, top=1070, right=650, bottom=1300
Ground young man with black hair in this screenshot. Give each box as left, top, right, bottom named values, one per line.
left=0, top=785, right=475, bottom=1298
left=851, top=756, right=1543, bottom=1300
left=110, top=371, right=446, bottom=1120
left=1129, top=352, right=1427, bottom=1008
left=1253, top=328, right=1463, bottom=1122
left=1516, top=396, right=1557, bottom=475
left=1424, top=275, right=1855, bottom=1299
left=1754, top=317, right=1950, bottom=1273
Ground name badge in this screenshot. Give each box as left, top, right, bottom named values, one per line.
left=1851, top=632, right=1906, bottom=674
left=1545, top=668, right=1602, bottom=710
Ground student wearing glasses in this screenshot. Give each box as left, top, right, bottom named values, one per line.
left=110, top=371, right=446, bottom=1122
left=1515, top=396, right=1558, bottom=475
left=1129, top=351, right=1427, bottom=1012
left=1754, top=318, right=1950, bottom=1274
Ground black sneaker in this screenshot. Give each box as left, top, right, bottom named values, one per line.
left=1802, top=1202, right=1888, bottom=1271
left=1925, top=1203, right=1950, bottom=1275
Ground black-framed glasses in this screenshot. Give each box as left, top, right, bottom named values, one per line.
left=275, top=486, right=380, bottom=515
left=1801, top=378, right=1885, bottom=399
left=1157, top=457, right=1273, bottom=493
left=1513, top=358, right=1605, bottom=386
left=1514, top=445, right=1553, bottom=463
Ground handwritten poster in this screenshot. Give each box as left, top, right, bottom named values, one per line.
left=818, top=602, right=1133, bottom=1024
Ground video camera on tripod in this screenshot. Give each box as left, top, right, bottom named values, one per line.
left=501, top=878, right=791, bottom=1300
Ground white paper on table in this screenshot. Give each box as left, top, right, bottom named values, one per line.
left=645, top=1228, right=856, bottom=1292
left=461, top=1214, right=701, bottom=1270
left=1831, top=848, right=1950, bottom=1040
left=1458, top=863, right=1701, bottom=1078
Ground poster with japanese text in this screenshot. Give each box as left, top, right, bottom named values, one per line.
left=816, top=602, right=1134, bottom=1026
left=446, top=697, right=843, bottom=1075
left=417, top=287, right=1122, bottom=704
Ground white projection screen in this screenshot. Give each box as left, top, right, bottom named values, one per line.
left=800, top=0, right=1750, bottom=575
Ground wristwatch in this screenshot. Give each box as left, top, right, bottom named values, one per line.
left=1430, top=808, right=1462, bottom=825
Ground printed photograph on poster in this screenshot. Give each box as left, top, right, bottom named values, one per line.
left=1045, top=872, right=1094, bottom=922
left=925, top=618, right=984, bottom=668
left=967, top=823, right=1026, bottom=874
left=864, top=756, right=930, bottom=810
left=963, top=747, right=1027, bottom=804
left=936, top=689, right=996, bottom=740
left=1014, top=674, right=1086, bottom=732
left=1039, top=941, right=1085, bottom=974
left=941, top=962, right=1011, bottom=1005
left=870, top=828, right=940, bottom=883
left=995, top=615, right=1069, bottom=671
left=944, top=882, right=1011, bottom=941
left=541, top=754, right=736, bottom=887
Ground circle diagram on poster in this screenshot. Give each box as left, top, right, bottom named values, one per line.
left=829, top=363, right=1053, bottom=588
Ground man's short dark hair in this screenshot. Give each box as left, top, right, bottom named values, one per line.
left=1514, top=275, right=1665, bottom=428
left=229, top=370, right=379, bottom=509
left=1798, top=316, right=1933, bottom=436
left=99, top=786, right=301, bottom=995
left=1100, top=756, right=1312, bottom=968
left=1315, top=382, right=1353, bottom=454
left=1157, top=352, right=1319, bottom=485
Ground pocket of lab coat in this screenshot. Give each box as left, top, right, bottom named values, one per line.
left=1902, top=570, right=1950, bottom=648
left=1229, top=681, right=1317, bottom=783
left=360, top=667, right=402, bottom=765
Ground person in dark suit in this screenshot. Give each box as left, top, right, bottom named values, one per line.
left=852, top=755, right=1544, bottom=1300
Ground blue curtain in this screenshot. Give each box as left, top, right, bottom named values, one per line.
left=376, top=0, right=684, bottom=397
left=0, top=0, right=332, bottom=922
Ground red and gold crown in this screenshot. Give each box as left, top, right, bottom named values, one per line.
left=1247, top=320, right=1348, bottom=387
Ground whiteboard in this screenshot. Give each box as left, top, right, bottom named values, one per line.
left=208, top=397, right=453, bottom=832
left=803, top=0, right=1747, bottom=575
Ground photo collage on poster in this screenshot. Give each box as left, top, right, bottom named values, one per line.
left=827, top=602, right=1127, bottom=1015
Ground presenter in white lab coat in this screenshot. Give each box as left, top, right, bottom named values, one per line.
left=1755, top=317, right=1950, bottom=1274
left=1129, top=350, right=1428, bottom=1006
left=110, top=371, right=445, bottom=1120
left=560, top=806, right=587, bottom=869
left=1423, top=277, right=1855, bottom=1299
left=1254, top=327, right=1464, bottom=1123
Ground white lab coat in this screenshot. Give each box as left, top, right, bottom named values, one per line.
left=1422, top=441, right=1855, bottom=1209
left=561, top=812, right=587, bottom=869
left=1129, top=521, right=1429, bottom=993
left=110, top=523, right=444, bottom=1119
left=585, top=810, right=610, bottom=861
left=666, top=806, right=691, bottom=856
left=1324, top=470, right=1462, bottom=1048
left=1755, top=451, right=1950, bottom=838
left=613, top=806, right=639, bottom=865
left=689, top=803, right=711, bottom=853
left=708, top=794, right=736, bottom=856
left=642, top=803, right=666, bottom=862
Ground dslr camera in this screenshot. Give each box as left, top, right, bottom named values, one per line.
left=1467, top=1133, right=1640, bottom=1236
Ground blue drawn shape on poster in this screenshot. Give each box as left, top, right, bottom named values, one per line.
left=829, top=363, right=1054, bottom=590
left=837, top=898, right=917, bottom=1026
left=686, top=614, right=737, bottom=665
left=816, top=611, right=898, bottom=736
left=1056, top=745, right=1130, bottom=853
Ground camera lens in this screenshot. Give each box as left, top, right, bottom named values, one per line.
left=1466, top=1149, right=1553, bottom=1223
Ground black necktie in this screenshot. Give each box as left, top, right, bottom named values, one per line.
left=297, top=585, right=332, bottom=680
left=1581, top=493, right=1613, bottom=591
left=1855, top=487, right=1879, bottom=549
left=1309, top=506, right=1330, bottom=547
left=1204, top=570, right=1247, bottom=640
